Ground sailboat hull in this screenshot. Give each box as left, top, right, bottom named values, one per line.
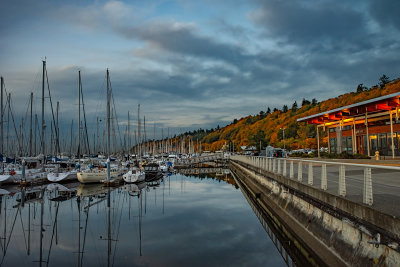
left=77, top=170, right=124, bottom=184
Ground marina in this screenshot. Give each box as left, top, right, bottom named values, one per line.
left=0, top=171, right=285, bottom=266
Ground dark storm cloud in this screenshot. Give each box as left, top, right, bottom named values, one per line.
left=250, top=0, right=368, bottom=50
left=116, top=21, right=252, bottom=67
left=369, top=0, right=400, bottom=31
left=1, top=0, right=399, bottom=136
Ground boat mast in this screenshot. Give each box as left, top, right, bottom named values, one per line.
left=128, top=111, right=130, bottom=156
left=56, top=101, right=59, bottom=156
left=137, top=104, right=140, bottom=157
left=0, top=77, right=3, bottom=157
left=78, top=71, right=81, bottom=166
left=29, top=92, right=33, bottom=156
left=107, top=69, right=111, bottom=158
left=41, top=60, right=46, bottom=170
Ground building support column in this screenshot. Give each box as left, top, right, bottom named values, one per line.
left=317, top=126, right=320, bottom=158
left=327, top=127, right=331, bottom=153
left=353, top=118, right=357, bottom=154
left=366, top=110, right=370, bottom=157
left=390, top=110, right=395, bottom=159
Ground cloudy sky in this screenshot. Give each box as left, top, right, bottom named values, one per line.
left=1, top=0, right=399, bottom=139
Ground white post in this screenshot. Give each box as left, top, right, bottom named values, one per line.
left=363, top=167, right=373, bottom=205
left=298, top=162, right=302, bottom=182
left=269, top=158, right=272, bottom=171
left=277, top=159, right=281, bottom=175
left=289, top=161, right=294, bottom=179
left=339, top=165, right=346, bottom=196
left=308, top=162, right=313, bottom=185
left=283, top=159, right=287, bottom=177
left=321, top=164, right=327, bottom=190
left=273, top=158, right=276, bottom=173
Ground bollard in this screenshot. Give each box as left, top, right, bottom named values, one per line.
left=298, top=162, right=302, bottom=182
left=289, top=161, right=294, bottom=179
left=375, top=151, right=380, bottom=161
left=321, top=164, right=327, bottom=190
left=363, top=167, right=373, bottom=205
left=308, top=162, right=313, bottom=185
left=338, top=165, right=346, bottom=197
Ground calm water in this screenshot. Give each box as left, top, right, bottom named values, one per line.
left=0, top=172, right=284, bottom=266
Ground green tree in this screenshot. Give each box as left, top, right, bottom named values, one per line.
left=291, top=101, right=298, bottom=112
left=356, top=83, right=367, bottom=93
left=248, top=129, right=267, bottom=149
left=266, top=107, right=271, bottom=114
left=301, top=98, right=311, bottom=106
left=282, top=105, right=288, bottom=113
left=379, top=74, right=390, bottom=88
left=311, top=98, right=318, bottom=106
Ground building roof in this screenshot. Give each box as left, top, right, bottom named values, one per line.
left=297, top=91, right=400, bottom=124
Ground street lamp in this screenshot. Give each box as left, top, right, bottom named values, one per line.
left=280, top=127, right=286, bottom=151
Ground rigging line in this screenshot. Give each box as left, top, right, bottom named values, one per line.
left=80, top=77, right=91, bottom=155
left=0, top=206, right=20, bottom=265
left=6, top=94, right=22, bottom=154
left=46, top=202, right=60, bottom=267
left=18, top=205, right=28, bottom=253
left=111, top=193, right=124, bottom=267
left=45, top=68, right=61, bottom=154
left=80, top=199, right=90, bottom=267
left=109, top=82, right=123, bottom=151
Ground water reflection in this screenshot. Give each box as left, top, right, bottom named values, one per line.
left=0, top=172, right=284, bottom=266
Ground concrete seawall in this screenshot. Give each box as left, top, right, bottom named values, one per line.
left=230, top=160, right=400, bottom=266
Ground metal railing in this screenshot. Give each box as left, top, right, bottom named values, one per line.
left=231, top=155, right=400, bottom=206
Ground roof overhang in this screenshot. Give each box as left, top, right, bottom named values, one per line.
left=297, top=92, right=400, bottom=125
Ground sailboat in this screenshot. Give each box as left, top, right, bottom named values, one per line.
left=77, top=69, right=124, bottom=183
left=123, top=167, right=145, bottom=183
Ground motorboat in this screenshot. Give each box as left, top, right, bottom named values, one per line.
left=143, top=162, right=162, bottom=181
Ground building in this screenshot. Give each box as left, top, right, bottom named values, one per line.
left=297, top=92, right=400, bottom=158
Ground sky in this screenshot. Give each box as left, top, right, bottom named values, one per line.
left=0, top=0, right=400, bottom=141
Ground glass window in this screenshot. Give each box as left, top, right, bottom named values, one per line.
left=346, top=136, right=353, bottom=154
left=379, top=133, right=387, bottom=151
left=330, top=138, right=336, bottom=153
left=363, top=135, right=368, bottom=155
left=370, top=135, right=377, bottom=153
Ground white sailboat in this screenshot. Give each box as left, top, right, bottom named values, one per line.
left=47, top=169, right=77, bottom=182
left=77, top=69, right=123, bottom=184
left=123, top=167, right=145, bottom=183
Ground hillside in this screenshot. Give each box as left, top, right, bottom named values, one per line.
left=199, top=77, right=400, bottom=152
